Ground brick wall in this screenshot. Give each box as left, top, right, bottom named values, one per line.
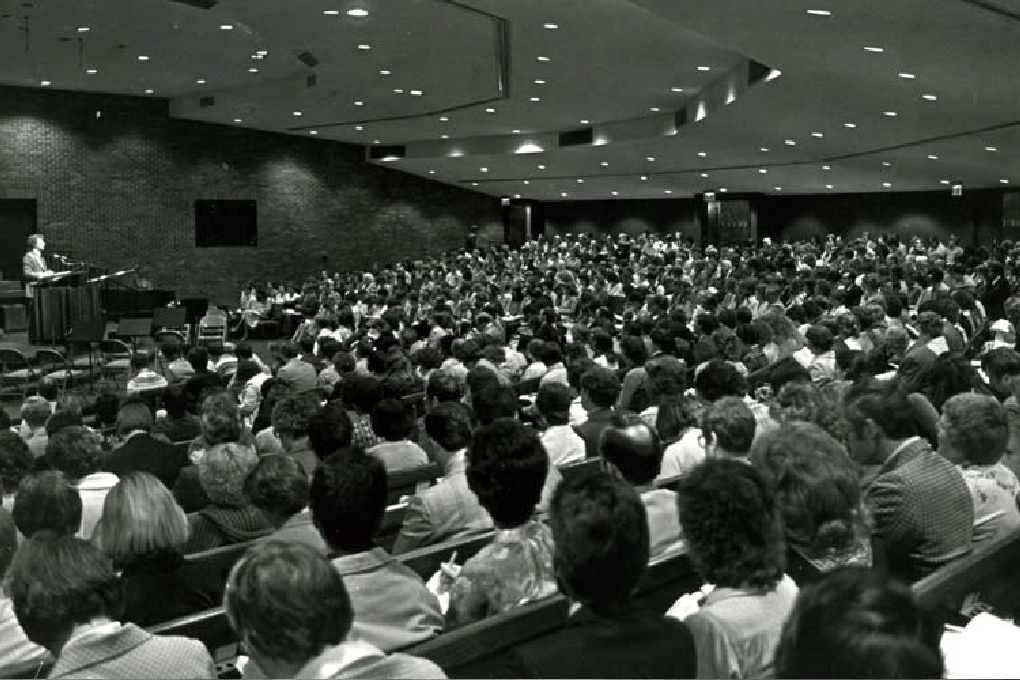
left=0, top=85, right=502, bottom=304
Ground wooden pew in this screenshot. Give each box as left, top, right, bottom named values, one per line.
left=148, top=606, right=237, bottom=665
left=373, top=501, right=410, bottom=553
left=387, top=462, right=442, bottom=505
left=398, top=531, right=495, bottom=581
left=558, top=457, right=602, bottom=483
left=185, top=540, right=256, bottom=585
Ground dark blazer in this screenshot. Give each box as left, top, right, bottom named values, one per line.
left=574, top=408, right=617, bottom=460
left=118, top=552, right=223, bottom=627
left=105, top=433, right=188, bottom=490
left=495, top=604, right=697, bottom=679
left=864, top=437, right=974, bottom=582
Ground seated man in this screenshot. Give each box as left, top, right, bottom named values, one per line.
left=701, top=396, right=755, bottom=463
left=846, top=381, right=973, bottom=581
left=12, top=470, right=82, bottom=538
left=310, top=449, right=443, bottom=650
left=277, top=343, right=317, bottom=394
left=392, top=403, right=493, bottom=555
left=125, top=353, right=168, bottom=395
left=307, top=401, right=354, bottom=463
left=600, top=413, right=684, bottom=560
left=152, top=385, right=202, bottom=443
left=418, top=370, right=462, bottom=471
left=105, top=399, right=187, bottom=490
left=496, top=471, right=696, bottom=679
left=366, top=399, right=428, bottom=473
left=573, top=367, right=622, bottom=460
left=17, top=396, right=50, bottom=459
left=536, top=382, right=586, bottom=468
left=939, top=393, right=1020, bottom=542
left=271, top=392, right=321, bottom=478
left=224, top=541, right=444, bottom=679
left=183, top=347, right=223, bottom=414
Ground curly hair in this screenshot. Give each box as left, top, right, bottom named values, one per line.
left=272, top=392, right=320, bottom=439
left=200, top=391, right=243, bottom=445
left=199, top=443, right=259, bottom=507
left=677, top=458, right=785, bottom=590
left=45, top=426, right=105, bottom=483
left=771, top=381, right=849, bottom=446
left=309, top=449, right=387, bottom=553
left=244, top=455, right=309, bottom=522
left=0, top=431, right=34, bottom=496
left=467, top=419, right=548, bottom=527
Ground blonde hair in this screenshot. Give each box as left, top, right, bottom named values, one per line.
left=91, top=472, right=189, bottom=566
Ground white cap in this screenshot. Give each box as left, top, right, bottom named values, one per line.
left=991, top=319, right=1014, bottom=334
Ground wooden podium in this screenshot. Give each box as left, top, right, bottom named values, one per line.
left=29, top=269, right=135, bottom=345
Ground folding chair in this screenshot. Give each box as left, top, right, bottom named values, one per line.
left=0, top=348, right=36, bottom=399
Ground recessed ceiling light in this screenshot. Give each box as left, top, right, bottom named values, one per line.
left=440, top=134, right=449, bottom=139
left=986, top=146, right=998, bottom=152
left=939, top=179, right=950, bottom=185
left=927, top=154, right=938, bottom=160
left=536, top=56, right=551, bottom=62
left=537, top=165, right=546, bottom=170
left=826, top=184, right=835, bottom=189
left=39, top=80, right=51, bottom=86
left=410, top=90, right=422, bottom=96
left=292, top=111, right=302, bottom=116
left=248, top=68, right=258, bottom=73
left=514, top=194, right=521, bottom=199
left=697, top=151, right=707, bottom=157
left=324, top=10, right=340, bottom=15
left=472, top=182, right=479, bottom=186
left=77, top=26, right=90, bottom=32
left=137, top=55, right=150, bottom=61
left=646, top=156, right=656, bottom=162
left=664, top=190, right=672, bottom=194
left=355, top=125, right=364, bottom=130
left=601, top=161, right=609, bottom=167
left=863, top=46, right=884, bottom=52
left=611, top=191, right=619, bottom=196
left=884, top=111, right=898, bottom=116
left=640, top=176, right=648, bottom=181
left=806, top=9, right=832, bottom=16
left=760, top=147, right=769, bottom=152
left=543, top=22, right=558, bottom=29
left=898, top=72, right=916, bottom=79
left=485, top=107, right=496, bottom=113
left=649, top=107, right=660, bottom=112
left=309, top=130, right=318, bottom=135
left=393, top=89, right=404, bottom=94
left=774, top=187, right=783, bottom=191
left=671, top=87, right=684, bottom=93
left=534, top=79, right=547, bottom=85
left=883, top=182, right=892, bottom=188
left=844, top=122, right=857, bottom=128
left=380, top=70, right=391, bottom=76
left=697, top=66, right=711, bottom=71
left=577, top=179, right=584, bottom=183
left=822, top=165, right=831, bottom=170
left=524, top=180, right=530, bottom=185
left=354, top=100, right=364, bottom=106
left=1001, top=179, right=1010, bottom=184
left=530, top=97, right=541, bottom=102
left=811, top=132, right=824, bottom=138
left=347, top=8, right=369, bottom=17
left=512, top=129, right=521, bottom=133
left=233, top=118, right=242, bottom=123
left=358, top=44, right=371, bottom=50
left=700, top=173, right=709, bottom=178
left=86, top=68, right=97, bottom=74
left=579, top=119, right=589, bottom=124
left=144, top=88, right=154, bottom=94
left=719, top=188, right=728, bottom=192
left=480, top=167, right=488, bottom=172
left=196, top=79, right=206, bottom=84
left=922, top=93, right=938, bottom=101
left=220, top=24, right=234, bottom=30
left=438, top=116, right=449, bottom=122
left=428, top=169, right=435, bottom=174
left=758, top=168, right=768, bottom=174
left=561, top=192, right=568, bottom=197
left=785, top=139, right=796, bottom=146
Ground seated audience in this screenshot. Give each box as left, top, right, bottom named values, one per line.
left=751, top=423, right=873, bottom=585
left=310, top=449, right=443, bottom=650
left=574, top=366, right=622, bottom=459
left=392, top=403, right=493, bottom=554
left=445, top=419, right=558, bottom=629
left=277, top=342, right=318, bottom=394
left=152, top=385, right=203, bottom=443
left=17, top=395, right=50, bottom=458
left=938, top=392, right=1020, bottom=542
left=701, top=396, right=756, bottom=462
left=536, top=382, right=586, bottom=467
left=307, top=400, right=354, bottom=462
left=271, top=391, right=321, bottom=478
left=12, top=471, right=82, bottom=538
left=845, top=381, right=973, bottom=581
left=105, top=398, right=187, bottom=490
left=0, top=431, right=33, bottom=506
left=670, top=458, right=798, bottom=679
left=91, top=472, right=222, bottom=626
left=6, top=532, right=216, bottom=678
left=182, top=442, right=274, bottom=553
left=245, top=454, right=327, bottom=553
left=344, top=373, right=386, bottom=449
left=183, top=347, right=223, bottom=414
left=0, top=506, right=50, bottom=677
left=497, top=470, right=697, bottom=679
left=367, top=398, right=429, bottom=472
left=45, top=426, right=117, bottom=539
left=600, top=413, right=685, bottom=560
left=775, top=567, right=943, bottom=679
left=126, top=352, right=168, bottom=395
left=224, top=541, right=445, bottom=679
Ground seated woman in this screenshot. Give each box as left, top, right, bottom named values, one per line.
left=0, top=507, right=51, bottom=677
left=750, top=422, right=872, bottom=585
left=366, top=399, right=428, bottom=473
left=91, top=472, right=223, bottom=626
left=245, top=455, right=327, bottom=554
left=181, top=442, right=274, bottom=553
left=224, top=541, right=444, bottom=679
left=445, top=419, right=558, bottom=629
left=669, top=458, right=798, bottom=679
left=6, top=532, right=216, bottom=679
left=775, top=567, right=942, bottom=679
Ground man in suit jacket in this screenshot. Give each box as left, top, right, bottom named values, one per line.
left=20, top=233, right=52, bottom=298
left=105, top=400, right=188, bottom=490
left=494, top=470, right=696, bottom=679
left=573, top=366, right=622, bottom=459
left=846, top=382, right=973, bottom=582
left=392, top=403, right=493, bottom=554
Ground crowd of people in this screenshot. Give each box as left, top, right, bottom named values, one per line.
left=1, top=230, right=1019, bottom=678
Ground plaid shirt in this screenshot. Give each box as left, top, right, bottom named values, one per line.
left=350, top=411, right=385, bottom=450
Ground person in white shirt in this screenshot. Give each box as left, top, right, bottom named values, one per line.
left=536, top=383, right=586, bottom=467
left=126, top=354, right=169, bottom=395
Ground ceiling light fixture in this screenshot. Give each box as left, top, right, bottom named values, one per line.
left=292, top=110, right=302, bottom=116
left=512, top=129, right=521, bottom=133
left=410, top=90, right=422, bottom=96
left=927, top=154, right=938, bottom=159
left=1001, top=179, right=1010, bottom=184
left=561, top=192, right=568, bottom=197
left=898, top=72, right=916, bottom=79
left=77, top=26, right=90, bottom=32
left=515, top=143, right=544, bottom=154
left=760, top=147, right=769, bottom=152
left=39, top=80, right=51, bottom=86
left=758, top=168, right=768, bottom=174
left=530, top=97, right=541, bottom=102
left=196, top=79, right=206, bottom=84
left=884, top=111, right=898, bottom=116
left=646, top=156, right=656, bottom=162
left=347, top=8, right=369, bottom=17
left=309, top=130, right=318, bottom=135
left=649, top=107, right=660, bottom=112
left=806, top=9, right=832, bottom=15
left=826, top=184, right=835, bottom=189
left=144, top=88, right=154, bottom=94
left=844, top=122, right=857, bottom=128
left=485, top=107, right=496, bottom=113
left=882, top=161, right=892, bottom=166
left=514, top=194, right=521, bottom=199
left=811, top=132, right=824, bottom=138
left=883, top=182, right=891, bottom=187
left=220, top=24, right=234, bottom=30
left=380, top=70, right=391, bottom=76
left=543, top=22, right=558, bottom=29
left=440, top=134, right=449, bottom=139
left=774, top=187, right=783, bottom=191
left=986, top=146, right=998, bottom=152
left=601, top=161, right=609, bottom=167
left=664, top=190, right=672, bottom=194
left=863, top=46, right=884, bottom=52
left=822, top=165, right=831, bottom=170
left=611, top=191, right=619, bottom=196
left=640, top=176, right=648, bottom=181
left=428, top=170, right=435, bottom=174
left=697, top=66, right=711, bottom=71
left=86, top=68, right=97, bottom=74
left=785, top=139, right=796, bottom=146
left=536, top=56, right=551, bottom=62
left=472, top=182, right=479, bottom=186
left=697, top=151, right=707, bottom=157
left=700, top=173, right=709, bottom=178
left=922, top=93, right=937, bottom=101
left=439, top=116, right=449, bottom=122
left=671, top=87, right=684, bottom=93
left=393, top=89, right=404, bottom=94
left=324, top=10, right=340, bottom=15
left=719, top=188, right=728, bottom=192
left=358, top=44, right=371, bottom=50
left=766, top=69, right=782, bottom=81
left=248, top=68, right=258, bottom=73
left=579, top=119, right=589, bottom=124
left=355, top=125, right=364, bottom=130
left=524, top=180, right=530, bottom=185
left=538, top=165, right=546, bottom=170
left=233, top=118, right=243, bottom=123
left=137, top=55, right=150, bottom=61
left=577, top=179, right=584, bottom=183
left=354, top=100, right=364, bottom=106
left=534, top=79, right=546, bottom=85
left=939, top=180, right=950, bottom=185
left=480, top=167, right=488, bottom=172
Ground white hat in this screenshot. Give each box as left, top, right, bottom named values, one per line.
left=991, top=319, right=1014, bottom=334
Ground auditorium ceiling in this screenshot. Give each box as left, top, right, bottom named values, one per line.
left=0, top=0, right=1018, bottom=200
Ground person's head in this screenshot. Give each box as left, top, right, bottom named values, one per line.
left=25, top=233, right=44, bottom=251
left=843, top=380, right=918, bottom=466
left=599, top=413, right=662, bottom=486
left=471, top=384, right=518, bottom=425
left=310, top=449, right=387, bottom=554
left=981, top=347, right=1020, bottom=400
left=579, top=366, right=622, bottom=411
left=91, top=472, right=189, bottom=567
left=342, top=374, right=383, bottom=414
left=6, top=532, right=125, bottom=653
left=200, top=391, right=243, bottom=445
left=620, top=335, right=648, bottom=366
left=244, top=455, right=310, bottom=526
left=188, top=346, right=209, bottom=373
left=199, top=442, right=259, bottom=507
left=129, top=353, right=152, bottom=375
left=423, top=402, right=474, bottom=453
left=775, top=567, right=942, bottom=679
left=426, top=369, right=462, bottom=405
left=272, top=392, right=320, bottom=450
left=0, top=431, right=33, bottom=496
left=115, top=398, right=153, bottom=436
left=280, top=343, right=299, bottom=361
left=655, top=396, right=700, bottom=444
left=465, top=366, right=500, bottom=401
left=551, top=470, right=649, bottom=612
left=804, top=325, right=834, bottom=354
left=677, top=458, right=784, bottom=590
left=467, top=419, right=548, bottom=528
left=701, top=396, right=756, bottom=458
left=235, top=359, right=261, bottom=386
left=939, top=392, right=1009, bottom=466
left=645, top=355, right=686, bottom=402
left=36, top=379, right=59, bottom=403
left=162, top=385, right=188, bottom=419
left=370, top=398, right=413, bottom=441
left=694, top=360, right=746, bottom=402
left=12, top=471, right=82, bottom=538
left=225, top=541, right=354, bottom=679
left=535, top=382, right=574, bottom=427
left=20, top=396, right=50, bottom=429
left=45, top=426, right=104, bottom=483
left=306, top=402, right=353, bottom=461
left=768, top=357, right=812, bottom=395
left=751, top=423, right=867, bottom=559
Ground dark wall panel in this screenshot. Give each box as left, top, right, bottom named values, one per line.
left=542, top=199, right=700, bottom=241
